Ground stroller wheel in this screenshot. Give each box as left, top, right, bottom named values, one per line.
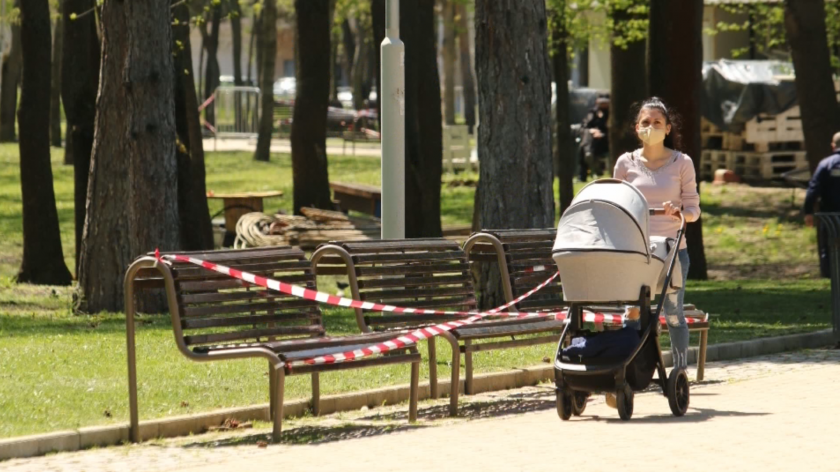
left=556, top=390, right=573, bottom=421
left=572, top=391, right=589, bottom=416
left=667, top=369, right=690, bottom=417
left=616, top=386, right=634, bottom=421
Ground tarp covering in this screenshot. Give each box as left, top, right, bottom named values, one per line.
left=701, top=59, right=798, bottom=133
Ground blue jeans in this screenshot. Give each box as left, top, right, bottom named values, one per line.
left=665, top=249, right=691, bottom=369
left=624, top=249, right=690, bottom=369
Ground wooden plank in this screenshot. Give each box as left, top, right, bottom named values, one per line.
left=341, top=239, right=459, bottom=252
left=329, top=182, right=382, bottom=198
left=357, top=273, right=473, bottom=289
left=184, top=325, right=322, bottom=346
left=182, top=312, right=319, bottom=330
left=454, top=320, right=565, bottom=340
left=181, top=289, right=305, bottom=304
left=267, top=331, right=412, bottom=351
left=181, top=299, right=320, bottom=317
left=177, top=275, right=315, bottom=292
left=462, top=334, right=560, bottom=353
left=360, top=286, right=476, bottom=302
left=366, top=314, right=471, bottom=325
left=506, top=250, right=553, bottom=262
left=358, top=296, right=476, bottom=310
left=289, top=352, right=420, bottom=375
left=172, top=260, right=312, bottom=280
left=355, top=262, right=470, bottom=276
left=353, top=250, right=467, bottom=264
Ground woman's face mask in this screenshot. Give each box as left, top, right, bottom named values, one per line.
left=637, top=126, right=667, bottom=146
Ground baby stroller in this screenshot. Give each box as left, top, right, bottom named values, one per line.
left=551, top=179, right=689, bottom=421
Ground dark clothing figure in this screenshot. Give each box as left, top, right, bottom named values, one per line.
left=803, top=152, right=840, bottom=277
left=579, top=103, right=609, bottom=181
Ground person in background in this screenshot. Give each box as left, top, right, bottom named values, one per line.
left=803, top=132, right=840, bottom=278
left=578, top=95, right=610, bottom=181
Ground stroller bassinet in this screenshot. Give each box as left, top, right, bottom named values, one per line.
left=550, top=179, right=690, bottom=421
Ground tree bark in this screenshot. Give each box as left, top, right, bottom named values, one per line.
left=173, top=0, right=213, bottom=251
left=231, top=0, right=243, bottom=85
left=402, top=0, right=443, bottom=238
left=290, top=0, right=332, bottom=213
left=76, top=0, right=179, bottom=313
left=475, top=0, right=553, bottom=308
left=352, top=18, right=369, bottom=111
left=442, top=0, right=456, bottom=125
left=254, top=0, right=277, bottom=162
left=16, top=0, right=72, bottom=285
left=456, top=3, right=476, bottom=134
left=0, top=3, right=22, bottom=143
left=341, top=19, right=356, bottom=89
left=372, top=0, right=384, bottom=131
left=203, top=6, right=221, bottom=126
left=247, top=10, right=258, bottom=85
left=608, top=9, right=646, bottom=169
left=784, top=0, right=840, bottom=172
left=552, top=7, right=574, bottom=215
left=50, top=13, right=63, bottom=148
left=62, top=0, right=100, bottom=275
left=648, top=0, right=708, bottom=280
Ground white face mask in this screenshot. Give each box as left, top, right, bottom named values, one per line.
left=637, top=126, right=667, bottom=146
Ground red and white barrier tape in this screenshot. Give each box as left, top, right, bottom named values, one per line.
left=157, top=252, right=705, bottom=368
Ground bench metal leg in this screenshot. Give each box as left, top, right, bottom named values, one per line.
left=442, top=333, right=460, bottom=416
left=311, top=373, right=321, bottom=416
left=697, top=330, right=708, bottom=382
left=269, top=362, right=276, bottom=418
left=272, top=367, right=285, bottom=442
left=428, top=337, right=438, bottom=399
left=409, top=361, right=419, bottom=423
left=464, top=340, right=474, bottom=395
left=126, top=288, right=140, bottom=443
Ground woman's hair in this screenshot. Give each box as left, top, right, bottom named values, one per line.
left=633, top=97, right=682, bottom=151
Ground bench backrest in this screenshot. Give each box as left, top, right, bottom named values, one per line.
left=465, top=229, right=566, bottom=312
left=147, top=247, right=324, bottom=351
left=311, top=239, right=477, bottom=332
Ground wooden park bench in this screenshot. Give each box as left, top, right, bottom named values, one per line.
left=124, top=246, right=420, bottom=443
left=330, top=182, right=381, bottom=218
left=463, top=228, right=710, bottom=381
left=310, top=238, right=566, bottom=416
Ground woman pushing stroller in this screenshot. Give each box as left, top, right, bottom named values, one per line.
left=613, top=96, right=700, bottom=375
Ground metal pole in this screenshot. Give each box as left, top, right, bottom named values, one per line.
left=380, top=0, right=405, bottom=239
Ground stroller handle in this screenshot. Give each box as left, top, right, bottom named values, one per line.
left=649, top=208, right=687, bottom=229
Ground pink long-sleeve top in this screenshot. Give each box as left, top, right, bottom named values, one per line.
left=613, top=149, right=701, bottom=250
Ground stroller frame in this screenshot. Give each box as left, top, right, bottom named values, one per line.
left=553, top=209, right=689, bottom=421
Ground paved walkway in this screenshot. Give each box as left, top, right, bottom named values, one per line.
left=4, top=349, right=840, bottom=471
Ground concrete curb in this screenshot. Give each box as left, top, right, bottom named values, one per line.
left=1, top=329, right=834, bottom=461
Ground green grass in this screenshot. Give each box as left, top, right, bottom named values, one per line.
left=0, top=144, right=832, bottom=438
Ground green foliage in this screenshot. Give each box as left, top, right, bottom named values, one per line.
left=545, top=0, right=648, bottom=59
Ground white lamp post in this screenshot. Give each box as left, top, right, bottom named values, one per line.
left=379, top=0, right=405, bottom=239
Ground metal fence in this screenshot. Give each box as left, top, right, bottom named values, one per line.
left=209, top=86, right=261, bottom=138
left=815, top=212, right=840, bottom=346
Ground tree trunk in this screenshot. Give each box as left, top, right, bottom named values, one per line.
left=403, top=0, right=443, bottom=238
left=0, top=4, right=22, bottom=143
left=341, top=19, right=356, bottom=89
left=609, top=9, right=646, bottom=168
left=372, top=0, right=384, bottom=131
left=578, top=45, right=589, bottom=86
left=231, top=0, right=243, bottom=85
left=247, top=10, right=258, bottom=85
left=648, top=0, right=708, bottom=280
left=203, top=7, right=221, bottom=126
left=173, top=0, right=213, bottom=251
left=442, top=0, right=456, bottom=125
left=50, top=14, right=63, bottom=148
left=290, top=0, right=332, bottom=213
left=76, top=0, right=179, bottom=313
left=456, top=3, right=476, bottom=134
left=62, top=0, right=100, bottom=275
left=352, top=19, right=369, bottom=111
left=552, top=8, right=574, bottom=215
left=16, top=0, right=72, bottom=286
left=254, top=0, right=277, bottom=162
left=784, top=0, right=840, bottom=172
left=475, top=0, right=553, bottom=308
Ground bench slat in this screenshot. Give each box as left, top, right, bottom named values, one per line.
left=184, top=325, right=323, bottom=346
left=358, top=286, right=476, bottom=302
left=177, top=276, right=314, bottom=292
left=355, top=262, right=470, bottom=276
left=454, top=320, right=565, bottom=340
left=357, top=274, right=473, bottom=289
left=352, top=250, right=467, bottom=264
left=182, top=312, right=319, bottom=330
left=172, top=260, right=312, bottom=280
left=181, top=299, right=320, bottom=317
left=181, top=289, right=302, bottom=305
